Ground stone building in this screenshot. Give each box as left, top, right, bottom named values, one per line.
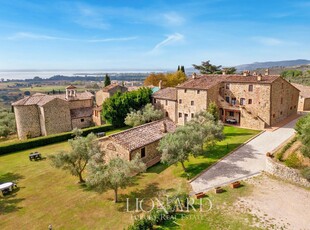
left=292, top=83, right=310, bottom=111
left=95, top=83, right=127, bottom=107
left=98, top=118, right=176, bottom=168
left=12, top=85, right=94, bottom=139
left=93, top=83, right=128, bottom=126
left=153, top=72, right=299, bottom=130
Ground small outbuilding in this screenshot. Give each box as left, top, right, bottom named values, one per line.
left=98, top=118, right=176, bottom=168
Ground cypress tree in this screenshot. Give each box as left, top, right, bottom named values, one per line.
left=181, top=65, right=185, bottom=73
left=104, top=74, right=111, bottom=87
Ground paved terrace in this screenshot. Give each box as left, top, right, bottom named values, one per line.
left=190, top=117, right=299, bottom=193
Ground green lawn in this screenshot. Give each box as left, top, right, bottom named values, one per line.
left=0, top=126, right=260, bottom=229
left=174, top=126, right=260, bottom=179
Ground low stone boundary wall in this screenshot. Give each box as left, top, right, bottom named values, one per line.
left=266, top=157, right=310, bottom=187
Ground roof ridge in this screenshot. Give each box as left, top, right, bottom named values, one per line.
left=108, top=118, right=170, bottom=138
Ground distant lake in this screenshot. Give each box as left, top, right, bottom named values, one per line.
left=0, top=70, right=167, bottom=80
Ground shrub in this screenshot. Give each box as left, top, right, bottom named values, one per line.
left=0, top=124, right=114, bottom=155
left=127, top=216, right=153, bottom=230
left=275, top=136, right=297, bottom=161
left=301, top=167, right=310, bottom=181
left=285, top=153, right=302, bottom=168
left=295, top=114, right=310, bottom=134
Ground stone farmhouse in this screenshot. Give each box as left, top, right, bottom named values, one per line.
left=292, top=83, right=310, bottom=111
left=98, top=118, right=176, bottom=168
left=153, top=71, right=300, bottom=130
left=93, top=83, right=128, bottom=125
left=12, top=85, right=94, bottom=139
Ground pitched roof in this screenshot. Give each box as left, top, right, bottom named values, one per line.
left=101, top=118, right=176, bottom=152
left=223, top=75, right=280, bottom=84
left=66, top=85, right=77, bottom=89
left=176, top=75, right=227, bottom=90
left=70, top=107, right=93, bottom=119
left=12, top=91, right=94, bottom=106
left=101, top=83, right=127, bottom=92
left=176, top=74, right=280, bottom=90
left=152, top=87, right=177, bottom=101
left=292, top=83, right=310, bottom=98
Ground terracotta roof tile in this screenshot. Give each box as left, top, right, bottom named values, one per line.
left=292, top=83, right=310, bottom=98
left=12, top=91, right=93, bottom=106
left=101, top=118, right=176, bottom=152
left=176, top=74, right=280, bottom=90
left=102, top=83, right=127, bottom=92
left=152, top=87, right=177, bottom=101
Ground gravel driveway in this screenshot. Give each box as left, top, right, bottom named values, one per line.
left=190, top=118, right=299, bottom=193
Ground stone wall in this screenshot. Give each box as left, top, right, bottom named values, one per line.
left=71, top=116, right=93, bottom=129
left=98, top=137, right=161, bottom=168
left=270, top=78, right=299, bottom=125
left=154, top=98, right=177, bottom=122
left=98, top=137, right=130, bottom=162
left=43, top=98, right=72, bottom=135
left=222, top=82, right=271, bottom=127
left=96, top=91, right=110, bottom=106
left=69, top=99, right=93, bottom=110
left=131, top=141, right=161, bottom=167
left=265, top=157, right=310, bottom=187
left=177, top=88, right=208, bottom=125
left=14, top=105, right=42, bottom=139
left=240, top=107, right=266, bottom=130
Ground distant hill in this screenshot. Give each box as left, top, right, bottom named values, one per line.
left=235, top=59, right=310, bottom=71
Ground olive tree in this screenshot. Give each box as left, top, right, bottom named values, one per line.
left=158, top=111, right=223, bottom=172
left=87, top=156, right=146, bottom=203
left=49, top=129, right=102, bottom=183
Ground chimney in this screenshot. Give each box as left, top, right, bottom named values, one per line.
left=257, top=74, right=262, bottom=81
left=192, top=73, right=197, bottom=79
left=265, top=69, right=269, bottom=76
left=161, top=121, right=167, bottom=133
left=159, top=80, right=162, bottom=89
left=243, top=70, right=250, bottom=76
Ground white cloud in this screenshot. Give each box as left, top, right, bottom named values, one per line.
left=6, top=32, right=138, bottom=43
left=252, top=36, right=286, bottom=46
left=8, top=32, right=63, bottom=40
left=152, top=33, right=184, bottom=52
left=162, top=12, right=185, bottom=26
left=87, top=36, right=138, bottom=43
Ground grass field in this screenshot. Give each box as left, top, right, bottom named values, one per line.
left=0, top=126, right=260, bottom=229
left=19, top=85, right=96, bottom=93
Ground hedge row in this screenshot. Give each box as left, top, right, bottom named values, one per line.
left=0, top=124, right=114, bottom=155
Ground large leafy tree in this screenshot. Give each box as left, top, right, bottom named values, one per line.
left=158, top=111, right=224, bottom=171
left=101, top=87, right=152, bottom=127
left=104, top=74, right=111, bottom=87
left=49, top=129, right=102, bottom=183
left=144, top=71, right=187, bottom=87
left=125, top=103, right=164, bottom=127
left=144, top=73, right=167, bottom=87
left=0, top=109, right=16, bottom=138
left=192, top=60, right=222, bottom=74
left=192, top=61, right=237, bottom=75
left=222, top=67, right=237, bottom=74
left=87, top=156, right=146, bottom=203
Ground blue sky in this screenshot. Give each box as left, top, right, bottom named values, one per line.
left=0, top=0, right=309, bottom=70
